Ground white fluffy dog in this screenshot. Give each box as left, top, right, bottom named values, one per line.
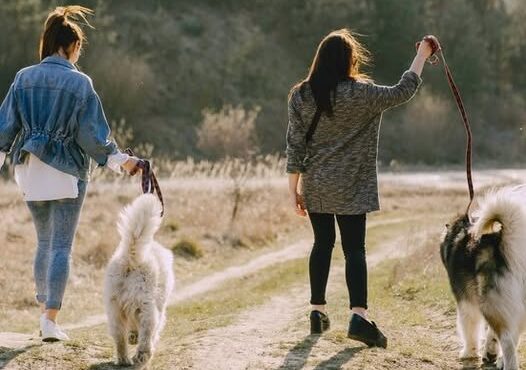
left=104, top=194, right=175, bottom=368
left=441, top=187, right=526, bottom=370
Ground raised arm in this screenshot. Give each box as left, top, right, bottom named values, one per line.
left=410, top=40, right=434, bottom=77
left=366, top=39, right=433, bottom=113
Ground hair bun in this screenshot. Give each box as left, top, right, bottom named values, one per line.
left=46, top=6, right=93, bottom=27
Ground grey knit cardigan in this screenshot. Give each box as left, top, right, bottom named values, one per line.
left=286, top=71, right=422, bottom=215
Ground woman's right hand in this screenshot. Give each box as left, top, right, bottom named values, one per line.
left=290, top=192, right=307, bottom=217
left=417, top=37, right=436, bottom=59
left=410, top=36, right=439, bottom=76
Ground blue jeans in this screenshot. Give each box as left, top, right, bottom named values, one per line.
left=26, top=180, right=87, bottom=310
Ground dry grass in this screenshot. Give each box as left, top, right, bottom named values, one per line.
left=0, top=163, right=479, bottom=332
left=1, top=174, right=523, bottom=369
left=0, top=157, right=305, bottom=332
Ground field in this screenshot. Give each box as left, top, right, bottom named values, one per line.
left=1, top=166, right=526, bottom=369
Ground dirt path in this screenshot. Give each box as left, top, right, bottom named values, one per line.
left=0, top=215, right=412, bottom=353
left=182, top=233, right=416, bottom=370
left=0, top=238, right=313, bottom=351
left=0, top=216, right=425, bottom=370
left=60, top=238, right=312, bottom=333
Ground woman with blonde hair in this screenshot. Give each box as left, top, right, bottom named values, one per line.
left=286, top=29, right=433, bottom=347
left=0, top=6, right=139, bottom=341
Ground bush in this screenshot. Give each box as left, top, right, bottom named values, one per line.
left=381, top=89, right=464, bottom=165
left=172, top=239, right=204, bottom=259
left=84, top=47, right=157, bottom=122
left=81, top=241, right=114, bottom=268
left=164, top=219, right=179, bottom=233
left=196, top=105, right=260, bottom=159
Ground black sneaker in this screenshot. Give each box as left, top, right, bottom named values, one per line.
left=347, top=314, right=387, bottom=348
left=310, top=310, right=330, bottom=334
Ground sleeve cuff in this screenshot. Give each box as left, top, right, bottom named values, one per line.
left=286, top=163, right=305, bottom=174
left=94, top=142, right=119, bottom=168
left=106, top=151, right=130, bottom=174
left=403, top=70, right=423, bottom=86
left=0, top=152, right=6, bottom=170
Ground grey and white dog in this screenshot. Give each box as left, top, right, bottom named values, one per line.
left=441, top=187, right=526, bottom=370
left=104, top=194, right=175, bottom=368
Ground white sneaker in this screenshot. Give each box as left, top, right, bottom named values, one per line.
left=40, top=314, right=69, bottom=342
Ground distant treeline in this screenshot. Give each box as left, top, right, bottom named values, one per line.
left=1, top=0, right=525, bottom=165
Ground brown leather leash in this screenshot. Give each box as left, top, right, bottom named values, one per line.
left=125, top=148, right=165, bottom=217
left=417, top=36, right=474, bottom=216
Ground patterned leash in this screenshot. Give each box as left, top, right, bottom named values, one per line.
left=417, top=35, right=475, bottom=216
left=125, top=148, right=165, bottom=217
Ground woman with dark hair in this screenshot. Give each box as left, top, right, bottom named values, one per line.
left=286, top=29, right=433, bottom=347
left=0, top=6, right=139, bottom=341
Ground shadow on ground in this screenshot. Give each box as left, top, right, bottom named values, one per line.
left=0, top=345, right=40, bottom=369
left=277, top=335, right=319, bottom=370
left=312, top=346, right=366, bottom=370
left=277, top=334, right=365, bottom=370
left=88, top=361, right=121, bottom=370
left=461, top=357, right=498, bottom=370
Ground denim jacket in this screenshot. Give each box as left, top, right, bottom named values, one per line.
left=0, top=56, right=117, bottom=180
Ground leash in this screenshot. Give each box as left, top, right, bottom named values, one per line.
left=124, top=148, right=165, bottom=217
left=417, top=36, right=474, bottom=216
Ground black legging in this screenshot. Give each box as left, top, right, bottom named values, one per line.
left=308, top=213, right=367, bottom=309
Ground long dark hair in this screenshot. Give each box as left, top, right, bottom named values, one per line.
left=39, top=6, right=93, bottom=61
left=291, top=29, right=371, bottom=116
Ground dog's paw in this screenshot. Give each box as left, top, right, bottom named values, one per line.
left=115, top=356, right=133, bottom=367
left=128, top=331, right=138, bottom=345
left=133, top=350, right=152, bottom=365
left=459, top=347, right=479, bottom=360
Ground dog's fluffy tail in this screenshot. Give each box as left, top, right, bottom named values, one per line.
left=472, top=187, right=526, bottom=269
left=117, top=194, right=162, bottom=264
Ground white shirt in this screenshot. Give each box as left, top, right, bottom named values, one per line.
left=0, top=151, right=129, bottom=201
left=14, top=155, right=79, bottom=201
